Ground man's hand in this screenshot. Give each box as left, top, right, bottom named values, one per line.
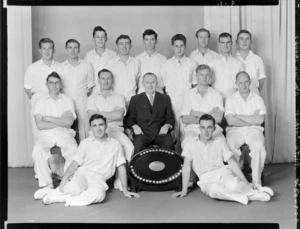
left=132, top=125, right=143, bottom=135
left=159, top=124, right=170, bottom=135
left=172, top=191, right=188, bottom=198
left=210, top=107, right=222, bottom=113
left=123, top=190, right=140, bottom=199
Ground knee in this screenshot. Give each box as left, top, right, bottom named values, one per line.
left=63, top=182, right=83, bottom=196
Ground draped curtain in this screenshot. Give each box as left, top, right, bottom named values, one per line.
left=7, top=1, right=295, bottom=167
left=203, top=0, right=295, bottom=163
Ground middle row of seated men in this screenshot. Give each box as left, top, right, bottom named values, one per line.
left=32, top=65, right=267, bottom=198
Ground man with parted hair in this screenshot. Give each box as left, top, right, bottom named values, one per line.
left=61, top=38, right=95, bottom=141
left=225, top=71, right=270, bottom=192
left=38, top=114, right=139, bottom=206
left=125, top=73, right=175, bottom=155
left=87, top=68, right=134, bottom=190
left=135, top=29, right=167, bottom=94
left=24, top=37, right=63, bottom=140
left=180, top=64, right=225, bottom=149
left=84, top=26, right=117, bottom=95
left=172, top=114, right=273, bottom=205
left=234, top=29, right=266, bottom=95
left=161, top=34, right=197, bottom=140
left=208, top=32, right=244, bottom=100
left=32, top=72, right=78, bottom=199
left=106, top=34, right=141, bottom=105
left=189, top=28, right=219, bottom=65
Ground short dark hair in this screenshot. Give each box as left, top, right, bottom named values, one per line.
left=236, top=71, right=251, bottom=81
left=199, top=114, right=215, bottom=126
left=89, top=114, right=107, bottom=126
left=143, top=29, right=158, bottom=39
left=195, top=64, right=212, bottom=74
left=93, top=26, right=107, bottom=37
left=219, top=32, right=232, bottom=42
left=116, top=35, right=132, bottom=45
left=143, top=72, right=158, bottom=80
left=195, top=28, right=211, bottom=38
left=46, top=71, right=61, bottom=83
left=98, top=68, right=113, bottom=79
left=171, top=34, right=186, bottom=46
left=39, top=38, right=55, bottom=49
left=237, top=29, right=252, bottom=40
left=65, top=39, right=80, bottom=49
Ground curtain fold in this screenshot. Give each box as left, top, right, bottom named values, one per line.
left=8, top=6, right=34, bottom=167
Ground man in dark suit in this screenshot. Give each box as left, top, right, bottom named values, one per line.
left=125, top=73, right=175, bottom=154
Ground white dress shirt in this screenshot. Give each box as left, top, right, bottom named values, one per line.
left=135, top=51, right=167, bottom=94
left=189, top=48, right=219, bottom=65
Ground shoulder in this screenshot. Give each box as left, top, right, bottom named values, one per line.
left=189, top=49, right=198, bottom=55
left=108, top=137, right=122, bottom=150
left=135, top=52, right=145, bottom=60
left=156, top=52, right=167, bottom=61
left=61, top=94, right=74, bottom=103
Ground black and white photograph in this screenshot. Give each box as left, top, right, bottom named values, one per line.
left=2, top=0, right=297, bottom=228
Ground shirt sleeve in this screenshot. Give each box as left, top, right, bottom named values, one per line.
left=86, top=62, right=95, bottom=90
left=219, top=139, right=234, bottom=163
left=86, top=95, right=98, bottom=112
left=65, top=96, right=77, bottom=119
left=73, top=141, right=87, bottom=166
left=160, top=63, right=167, bottom=88
left=257, top=57, right=266, bottom=80
left=256, top=96, right=267, bottom=115
left=33, top=98, right=44, bottom=116
left=191, top=60, right=198, bottom=85
left=215, top=91, right=225, bottom=112
left=115, top=141, right=126, bottom=167
left=181, top=144, right=193, bottom=162
left=116, top=94, right=127, bottom=116
left=24, top=65, right=34, bottom=91
left=224, top=97, right=235, bottom=116
left=180, top=90, right=192, bottom=116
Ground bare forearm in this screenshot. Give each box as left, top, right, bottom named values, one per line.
left=181, top=165, right=191, bottom=193
left=118, top=164, right=128, bottom=191
left=181, top=115, right=200, bottom=125
left=46, top=116, right=74, bottom=128
left=226, top=115, right=250, bottom=127
left=227, top=158, right=248, bottom=183
left=258, top=79, right=265, bottom=92
left=35, top=120, right=58, bottom=130
left=98, top=110, right=124, bottom=121
left=61, top=161, right=79, bottom=183
left=209, top=111, right=223, bottom=124
left=235, top=115, right=264, bottom=125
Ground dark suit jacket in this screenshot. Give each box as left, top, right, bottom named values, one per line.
left=125, top=92, right=175, bottom=137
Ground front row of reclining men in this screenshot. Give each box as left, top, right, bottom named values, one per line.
left=32, top=66, right=273, bottom=206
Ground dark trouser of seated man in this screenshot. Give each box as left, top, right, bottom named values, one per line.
left=133, top=131, right=174, bottom=155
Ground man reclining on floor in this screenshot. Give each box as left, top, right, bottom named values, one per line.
left=35, top=114, right=140, bottom=206
left=172, top=114, right=273, bottom=205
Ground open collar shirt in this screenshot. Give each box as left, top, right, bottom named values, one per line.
left=73, top=136, right=126, bottom=181
left=61, top=58, right=95, bottom=98
left=235, top=50, right=266, bottom=93
left=24, top=59, right=63, bottom=94
left=208, top=54, right=244, bottom=90
left=84, top=48, right=117, bottom=85
left=135, top=51, right=167, bottom=94
left=161, top=56, right=197, bottom=101
left=87, top=91, right=126, bottom=128
left=182, top=137, right=233, bottom=178
left=189, top=48, right=219, bottom=65
left=106, top=55, right=141, bottom=103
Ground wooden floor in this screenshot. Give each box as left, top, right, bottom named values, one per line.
left=6, top=163, right=296, bottom=229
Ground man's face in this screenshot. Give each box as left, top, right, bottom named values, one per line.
left=235, top=73, right=251, bottom=93
left=117, top=38, right=131, bottom=56
left=143, top=34, right=157, bottom=51
left=66, top=42, right=80, bottom=59
left=47, top=76, right=62, bottom=95
left=172, top=40, right=186, bottom=58
left=197, top=31, right=210, bottom=49
left=199, top=120, right=215, bottom=141
left=219, top=36, right=232, bottom=54
left=196, top=68, right=211, bottom=86
left=94, top=31, right=107, bottom=48
left=143, top=74, right=157, bottom=94
left=90, top=118, right=107, bottom=139
left=98, top=71, right=113, bottom=91
left=39, top=42, right=54, bottom=60
left=237, top=33, right=251, bottom=51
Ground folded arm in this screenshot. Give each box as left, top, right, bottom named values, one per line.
left=43, top=111, right=75, bottom=128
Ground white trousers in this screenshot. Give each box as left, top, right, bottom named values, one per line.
left=226, top=126, right=266, bottom=184
left=46, top=167, right=108, bottom=206
left=198, top=166, right=256, bottom=204
left=32, top=132, right=77, bottom=187
left=181, top=124, right=225, bottom=149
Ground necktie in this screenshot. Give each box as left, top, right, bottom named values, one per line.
left=149, top=94, right=154, bottom=106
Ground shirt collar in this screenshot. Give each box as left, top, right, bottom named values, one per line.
left=142, top=50, right=158, bottom=58
left=236, top=90, right=255, bottom=101
left=98, top=89, right=114, bottom=97
left=63, top=58, right=81, bottom=66
left=171, top=55, right=187, bottom=63
left=39, top=59, right=55, bottom=66
left=92, top=48, right=109, bottom=57
left=236, top=50, right=254, bottom=59
left=116, top=55, right=132, bottom=64
left=196, top=48, right=211, bottom=55
left=88, top=134, right=110, bottom=143
left=45, top=93, right=63, bottom=101
left=195, top=86, right=212, bottom=95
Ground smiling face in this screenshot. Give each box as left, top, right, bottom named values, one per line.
left=237, top=32, right=251, bottom=51
left=90, top=118, right=107, bottom=139
left=219, top=36, right=232, bottom=55
left=197, top=31, right=210, bottom=49
left=143, top=34, right=157, bottom=51
left=143, top=73, right=157, bottom=94
left=39, top=42, right=55, bottom=61
left=172, top=40, right=186, bottom=58
left=66, top=42, right=80, bottom=59
left=94, top=31, right=107, bottom=49
left=47, top=76, right=62, bottom=95
left=117, top=38, right=131, bottom=56
left=98, top=71, right=113, bottom=91
left=199, top=119, right=215, bottom=142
